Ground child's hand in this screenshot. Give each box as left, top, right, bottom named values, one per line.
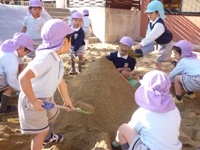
left=72, top=51, right=77, bottom=56
left=117, top=68, right=123, bottom=72
left=135, top=44, right=143, bottom=49
left=63, top=100, right=73, bottom=112
left=31, top=99, right=45, bottom=111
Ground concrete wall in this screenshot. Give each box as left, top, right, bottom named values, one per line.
left=70, top=7, right=141, bottom=43
left=105, top=8, right=141, bottom=43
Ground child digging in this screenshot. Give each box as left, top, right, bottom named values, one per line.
left=106, top=36, right=136, bottom=79
left=18, top=19, right=74, bottom=150
left=169, top=40, right=200, bottom=103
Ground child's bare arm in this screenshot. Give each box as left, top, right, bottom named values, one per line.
left=117, top=67, right=131, bottom=72
left=58, top=78, right=73, bottom=110
left=21, top=26, right=27, bottom=33
left=19, top=67, right=44, bottom=111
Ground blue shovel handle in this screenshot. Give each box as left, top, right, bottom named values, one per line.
left=42, top=101, right=55, bottom=110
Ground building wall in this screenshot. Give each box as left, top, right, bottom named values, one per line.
left=140, top=0, right=200, bottom=45
left=105, top=8, right=141, bottom=43
left=73, top=7, right=141, bottom=43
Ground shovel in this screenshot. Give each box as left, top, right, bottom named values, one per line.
left=42, top=101, right=91, bottom=115
left=69, top=49, right=85, bottom=65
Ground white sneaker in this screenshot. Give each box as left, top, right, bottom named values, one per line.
left=43, top=133, right=64, bottom=146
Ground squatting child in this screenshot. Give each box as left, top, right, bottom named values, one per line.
left=169, top=40, right=200, bottom=103
left=113, top=70, right=182, bottom=150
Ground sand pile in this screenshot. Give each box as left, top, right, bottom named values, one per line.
left=51, top=56, right=139, bottom=150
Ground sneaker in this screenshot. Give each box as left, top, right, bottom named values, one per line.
left=112, top=141, right=120, bottom=148
left=173, top=97, right=183, bottom=104
left=43, top=133, right=64, bottom=146
left=184, top=93, right=196, bottom=99
left=68, top=69, right=77, bottom=75
left=0, top=105, right=16, bottom=113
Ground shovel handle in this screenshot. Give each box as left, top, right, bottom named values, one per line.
left=42, top=102, right=91, bottom=114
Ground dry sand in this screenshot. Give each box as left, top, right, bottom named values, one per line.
left=0, top=43, right=200, bottom=150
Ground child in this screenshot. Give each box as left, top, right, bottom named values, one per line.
left=21, top=0, right=46, bottom=58
left=106, top=36, right=136, bottom=79
left=169, top=40, right=200, bottom=103
left=135, top=0, right=173, bottom=71
left=63, top=9, right=77, bottom=26
left=113, top=70, right=182, bottom=150
left=82, top=9, right=93, bottom=50
left=0, top=32, right=33, bottom=113
left=68, top=12, right=85, bottom=74
left=18, top=19, right=74, bottom=150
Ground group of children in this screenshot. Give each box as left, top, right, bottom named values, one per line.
left=0, top=0, right=199, bottom=149
left=108, top=1, right=200, bottom=150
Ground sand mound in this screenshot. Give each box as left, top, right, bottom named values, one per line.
left=51, top=57, right=138, bottom=150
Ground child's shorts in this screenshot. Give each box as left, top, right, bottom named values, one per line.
left=18, top=93, right=60, bottom=134
left=0, top=75, right=9, bottom=91
left=83, top=27, right=90, bottom=38
left=156, top=40, right=173, bottom=62
left=69, top=45, right=85, bottom=58
left=181, top=74, right=200, bottom=91
left=129, top=134, right=150, bottom=150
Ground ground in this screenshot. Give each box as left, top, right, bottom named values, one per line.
left=0, top=43, right=200, bottom=150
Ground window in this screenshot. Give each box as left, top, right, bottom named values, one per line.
left=160, top=0, right=181, bottom=10
left=157, top=0, right=200, bottom=15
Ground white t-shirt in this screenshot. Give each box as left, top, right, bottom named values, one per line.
left=128, top=107, right=182, bottom=150
left=27, top=52, right=64, bottom=98
left=0, top=50, right=20, bottom=91
left=82, top=16, right=92, bottom=28
left=23, top=15, right=46, bottom=40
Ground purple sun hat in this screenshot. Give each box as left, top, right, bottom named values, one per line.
left=119, top=36, right=133, bottom=47
left=1, top=32, right=34, bottom=52
left=71, top=12, right=83, bottom=19
left=135, top=70, right=175, bottom=113
left=71, top=10, right=77, bottom=14
left=174, top=40, right=195, bottom=58
left=83, top=9, right=89, bottom=16
left=36, top=19, right=75, bottom=54
left=29, top=0, right=42, bottom=7
left=27, top=0, right=42, bottom=16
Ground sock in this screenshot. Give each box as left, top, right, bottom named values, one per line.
left=176, top=95, right=182, bottom=101
left=44, top=122, right=55, bottom=141
left=188, top=91, right=194, bottom=95
left=121, top=143, right=129, bottom=150
left=0, top=93, right=11, bottom=110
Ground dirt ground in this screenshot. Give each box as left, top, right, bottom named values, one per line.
left=0, top=43, right=200, bottom=150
